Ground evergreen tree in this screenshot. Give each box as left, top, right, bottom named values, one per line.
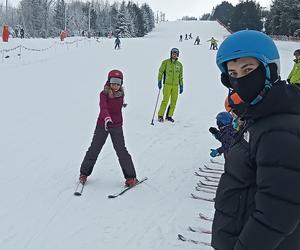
left=230, top=0, right=263, bottom=32
left=115, top=1, right=131, bottom=37
left=141, top=3, right=154, bottom=33
left=211, top=1, right=234, bottom=27
left=109, top=2, right=119, bottom=36
left=200, top=13, right=211, bottom=20
left=90, top=5, right=97, bottom=32
left=54, top=0, right=66, bottom=32
left=266, top=0, right=300, bottom=35
left=128, top=2, right=145, bottom=37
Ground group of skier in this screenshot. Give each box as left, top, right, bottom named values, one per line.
left=78, top=46, right=184, bottom=188
left=179, top=33, right=218, bottom=49
left=179, top=33, right=193, bottom=41
left=77, top=27, right=300, bottom=249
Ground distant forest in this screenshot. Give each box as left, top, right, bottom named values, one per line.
left=0, top=0, right=155, bottom=38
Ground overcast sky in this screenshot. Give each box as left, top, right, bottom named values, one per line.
left=4, top=0, right=272, bottom=21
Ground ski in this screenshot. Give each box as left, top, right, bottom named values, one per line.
left=191, top=193, right=214, bottom=202
left=199, top=167, right=222, bottom=175
left=108, top=177, right=148, bottom=198
left=204, top=176, right=219, bottom=183
left=195, top=186, right=216, bottom=194
left=197, top=183, right=217, bottom=190
left=194, top=171, right=220, bottom=179
left=74, top=181, right=85, bottom=196
left=204, top=164, right=223, bottom=172
left=210, top=158, right=224, bottom=166
left=177, top=234, right=211, bottom=246
left=188, top=226, right=212, bottom=234
left=199, top=180, right=218, bottom=188
left=199, top=212, right=213, bottom=221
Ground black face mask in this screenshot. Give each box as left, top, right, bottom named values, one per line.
left=229, top=63, right=266, bottom=103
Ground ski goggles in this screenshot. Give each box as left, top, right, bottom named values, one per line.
left=109, top=77, right=122, bottom=85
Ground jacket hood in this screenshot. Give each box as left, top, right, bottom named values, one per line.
left=103, top=83, right=124, bottom=98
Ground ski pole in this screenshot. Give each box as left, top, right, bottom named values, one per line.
left=150, top=89, right=161, bottom=125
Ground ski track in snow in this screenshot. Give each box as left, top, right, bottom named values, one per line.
left=1, top=20, right=298, bottom=250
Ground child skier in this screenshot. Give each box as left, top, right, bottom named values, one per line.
left=287, top=49, right=300, bottom=86
left=114, top=36, right=121, bottom=49
left=224, top=92, right=245, bottom=131
left=209, top=111, right=235, bottom=159
left=194, top=36, right=200, bottom=45
left=79, top=69, right=138, bottom=187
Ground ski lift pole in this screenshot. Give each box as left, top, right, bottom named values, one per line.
left=150, top=89, right=161, bottom=125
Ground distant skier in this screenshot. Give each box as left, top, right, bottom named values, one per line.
left=114, top=36, right=121, bottom=50
left=287, top=49, right=300, bottom=86
left=194, top=36, right=200, bottom=45
left=207, top=37, right=218, bottom=50
left=20, top=28, right=24, bottom=39
left=185, top=34, right=188, bottom=40
left=78, top=69, right=138, bottom=187
left=189, top=33, right=192, bottom=39
left=179, top=34, right=183, bottom=42
left=157, top=48, right=183, bottom=122
left=209, top=112, right=235, bottom=160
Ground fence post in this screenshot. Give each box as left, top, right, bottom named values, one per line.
left=19, top=46, right=22, bottom=59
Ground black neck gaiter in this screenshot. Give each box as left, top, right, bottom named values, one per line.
left=229, top=63, right=266, bottom=103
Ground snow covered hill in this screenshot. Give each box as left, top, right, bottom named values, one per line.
left=0, top=20, right=299, bottom=250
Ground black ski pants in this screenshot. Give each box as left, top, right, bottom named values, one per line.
left=80, top=125, right=136, bottom=179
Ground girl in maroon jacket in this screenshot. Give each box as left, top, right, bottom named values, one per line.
left=79, top=69, right=138, bottom=187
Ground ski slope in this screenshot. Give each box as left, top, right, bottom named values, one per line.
left=1, top=20, right=299, bottom=250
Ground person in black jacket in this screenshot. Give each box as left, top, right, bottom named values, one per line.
left=209, top=111, right=235, bottom=160
left=212, top=30, right=300, bottom=250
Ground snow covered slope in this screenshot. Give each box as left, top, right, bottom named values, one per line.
left=0, top=20, right=299, bottom=250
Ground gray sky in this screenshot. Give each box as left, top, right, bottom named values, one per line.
left=5, top=0, right=272, bottom=21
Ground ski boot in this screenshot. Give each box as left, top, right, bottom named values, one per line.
left=166, top=117, right=175, bottom=123
left=79, top=174, right=87, bottom=184
left=125, top=178, right=138, bottom=187
left=158, top=116, right=164, bottom=122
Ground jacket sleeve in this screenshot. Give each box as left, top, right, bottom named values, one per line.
left=158, top=60, right=167, bottom=81
left=179, top=63, right=183, bottom=85
left=288, top=64, right=295, bottom=80
left=234, top=131, right=300, bottom=250
left=99, top=91, right=111, bottom=121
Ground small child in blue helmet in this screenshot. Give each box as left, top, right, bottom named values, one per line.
left=209, top=111, right=235, bottom=159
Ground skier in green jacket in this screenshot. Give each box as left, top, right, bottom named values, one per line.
left=287, top=49, right=300, bottom=86
left=157, top=48, right=183, bottom=122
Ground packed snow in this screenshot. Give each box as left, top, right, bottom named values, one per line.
left=1, top=20, right=299, bottom=250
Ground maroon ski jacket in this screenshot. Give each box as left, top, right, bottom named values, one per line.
left=97, top=84, right=124, bottom=128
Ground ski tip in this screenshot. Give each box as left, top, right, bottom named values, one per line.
left=177, top=234, right=185, bottom=241
left=74, top=192, right=82, bottom=196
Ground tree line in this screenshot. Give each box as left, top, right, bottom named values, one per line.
left=200, top=0, right=300, bottom=36
left=0, top=0, right=155, bottom=38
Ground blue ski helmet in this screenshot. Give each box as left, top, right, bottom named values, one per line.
left=216, top=30, right=280, bottom=76
left=216, top=112, right=232, bottom=126
left=170, top=48, right=179, bottom=57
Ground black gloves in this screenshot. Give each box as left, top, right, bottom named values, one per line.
left=209, top=127, right=219, bottom=135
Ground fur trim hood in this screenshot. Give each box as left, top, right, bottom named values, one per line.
left=103, top=83, right=124, bottom=98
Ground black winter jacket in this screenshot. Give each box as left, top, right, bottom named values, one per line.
left=212, top=82, right=300, bottom=250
